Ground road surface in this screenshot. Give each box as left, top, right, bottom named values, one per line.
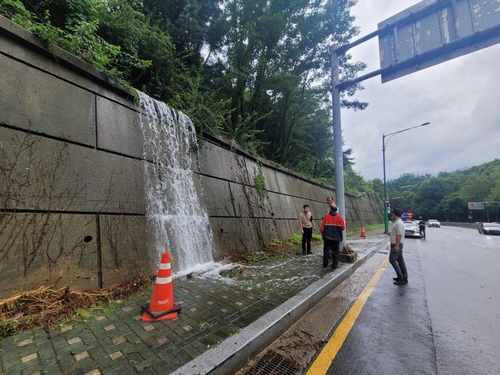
left=315, top=226, right=500, bottom=375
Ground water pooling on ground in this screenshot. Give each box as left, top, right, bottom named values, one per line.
left=195, top=237, right=386, bottom=293
left=138, top=92, right=215, bottom=272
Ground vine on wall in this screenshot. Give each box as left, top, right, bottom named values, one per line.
left=254, top=162, right=267, bottom=198
left=0, top=133, right=90, bottom=276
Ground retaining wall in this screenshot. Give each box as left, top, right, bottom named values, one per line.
left=0, top=16, right=382, bottom=297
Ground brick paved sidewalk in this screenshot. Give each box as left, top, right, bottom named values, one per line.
left=0, top=233, right=387, bottom=375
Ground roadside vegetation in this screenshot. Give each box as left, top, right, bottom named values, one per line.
left=379, top=159, right=500, bottom=222
left=0, top=0, right=372, bottom=196
left=0, top=276, right=152, bottom=339
left=234, top=225, right=385, bottom=264
left=2, top=1, right=498, bottom=214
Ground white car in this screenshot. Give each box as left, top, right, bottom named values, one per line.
left=427, top=219, right=441, bottom=228
left=404, top=221, right=423, bottom=238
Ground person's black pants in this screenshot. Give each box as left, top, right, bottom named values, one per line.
left=419, top=226, right=426, bottom=239
left=389, top=243, right=408, bottom=281
left=302, top=227, right=313, bottom=253
left=323, top=239, right=340, bottom=268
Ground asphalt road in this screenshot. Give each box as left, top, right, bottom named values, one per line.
left=315, top=226, right=500, bottom=375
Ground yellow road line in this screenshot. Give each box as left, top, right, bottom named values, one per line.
left=306, top=257, right=389, bottom=375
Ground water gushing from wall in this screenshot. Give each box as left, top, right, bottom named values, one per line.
left=138, top=91, right=214, bottom=271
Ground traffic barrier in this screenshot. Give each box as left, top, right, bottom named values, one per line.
left=360, top=226, right=366, bottom=238
left=141, top=252, right=181, bottom=322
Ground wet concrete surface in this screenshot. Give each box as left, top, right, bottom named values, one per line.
left=235, top=247, right=392, bottom=375
left=327, top=239, right=437, bottom=375
left=0, top=232, right=387, bottom=375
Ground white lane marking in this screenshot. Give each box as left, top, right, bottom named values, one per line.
left=453, top=236, right=461, bottom=239
left=472, top=243, right=486, bottom=248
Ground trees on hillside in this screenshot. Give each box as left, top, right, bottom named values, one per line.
left=386, top=160, right=500, bottom=222
left=1, top=0, right=370, bottom=192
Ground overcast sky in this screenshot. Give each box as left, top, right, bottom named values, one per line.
left=341, top=0, right=500, bottom=181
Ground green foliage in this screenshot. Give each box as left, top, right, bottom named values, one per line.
left=383, top=159, right=500, bottom=222
left=1, top=0, right=151, bottom=83
left=245, top=252, right=270, bottom=263
left=0, top=320, right=19, bottom=338
left=198, top=321, right=211, bottom=330
left=0, top=0, right=372, bottom=192
left=254, top=163, right=267, bottom=198
left=72, top=308, right=93, bottom=322
left=288, top=233, right=302, bottom=244
left=268, top=239, right=283, bottom=247
left=312, top=233, right=323, bottom=241
left=345, top=223, right=384, bottom=237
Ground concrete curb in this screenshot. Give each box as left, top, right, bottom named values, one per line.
left=171, top=238, right=389, bottom=375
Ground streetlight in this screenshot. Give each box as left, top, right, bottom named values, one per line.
left=383, top=122, right=431, bottom=232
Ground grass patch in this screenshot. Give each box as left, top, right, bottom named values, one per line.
left=234, top=233, right=323, bottom=263
left=346, top=223, right=384, bottom=237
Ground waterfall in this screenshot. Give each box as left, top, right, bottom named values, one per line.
left=138, top=91, right=214, bottom=272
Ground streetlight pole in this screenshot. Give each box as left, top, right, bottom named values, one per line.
left=383, top=122, right=431, bottom=232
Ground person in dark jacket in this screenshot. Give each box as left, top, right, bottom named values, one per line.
left=418, top=216, right=426, bottom=239
left=320, top=204, right=345, bottom=269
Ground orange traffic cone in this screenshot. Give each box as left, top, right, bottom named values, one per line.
left=360, top=226, right=366, bottom=238
left=141, top=252, right=181, bottom=322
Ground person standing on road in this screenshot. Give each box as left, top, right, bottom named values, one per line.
left=320, top=204, right=345, bottom=269
left=326, top=196, right=335, bottom=210
left=299, top=204, right=315, bottom=254
left=418, top=216, right=426, bottom=239
left=385, top=208, right=408, bottom=285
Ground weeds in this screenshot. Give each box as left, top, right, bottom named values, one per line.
left=198, top=322, right=211, bottom=330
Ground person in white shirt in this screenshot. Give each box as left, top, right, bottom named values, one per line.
left=299, top=204, right=315, bottom=254
left=385, top=208, right=408, bottom=285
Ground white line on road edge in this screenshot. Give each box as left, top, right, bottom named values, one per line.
left=472, top=243, right=486, bottom=248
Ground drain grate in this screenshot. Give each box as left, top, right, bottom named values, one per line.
left=242, top=351, right=300, bottom=375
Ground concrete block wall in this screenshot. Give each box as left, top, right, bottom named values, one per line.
left=195, top=136, right=383, bottom=258
left=0, top=16, right=383, bottom=297
left=0, top=16, right=150, bottom=297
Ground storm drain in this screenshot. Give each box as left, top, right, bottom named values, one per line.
left=242, top=351, right=300, bottom=375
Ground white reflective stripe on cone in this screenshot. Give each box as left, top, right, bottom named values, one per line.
left=155, top=276, right=172, bottom=284
left=159, top=263, right=171, bottom=270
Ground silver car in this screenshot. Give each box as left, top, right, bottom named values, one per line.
left=478, top=222, right=500, bottom=235
left=427, top=219, right=441, bottom=228
left=404, top=221, right=422, bottom=238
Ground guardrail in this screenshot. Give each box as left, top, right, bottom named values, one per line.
left=441, top=222, right=478, bottom=229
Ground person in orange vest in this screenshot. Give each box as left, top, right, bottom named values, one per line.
left=320, top=204, right=345, bottom=269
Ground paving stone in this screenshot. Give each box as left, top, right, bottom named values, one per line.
left=150, top=360, right=174, bottom=373
left=74, top=351, right=89, bottom=362
left=20, top=362, right=46, bottom=375
left=21, top=352, right=38, bottom=364
left=36, top=346, right=57, bottom=362
left=88, top=355, right=125, bottom=375
left=17, top=339, right=34, bottom=347
left=0, top=236, right=385, bottom=375
left=68, top=337, right=82, bottom=345
left=82, top=344, right=106, bottom=362
left=60, top=325, right=74, bottom=333
left=108, top=351, right=123, bottom=360
left=77, top=331, right=97, bottom=345
left=181, top=344, right=202, bottom=359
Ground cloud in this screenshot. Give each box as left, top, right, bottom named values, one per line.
left=341, top=0, right=500, bottom=180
